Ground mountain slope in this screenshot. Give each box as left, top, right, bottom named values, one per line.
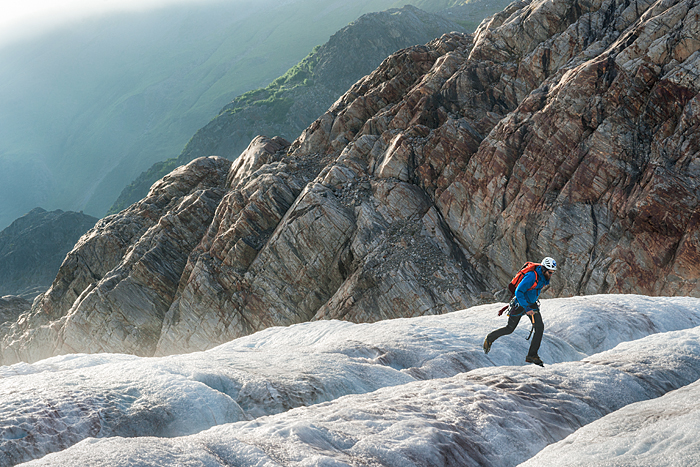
left=0, top=0, right=409, bottom=229
left=0, top=208, right=97, bottom=298
left=108, top=5, right=467, bottom=214
left=0, top=296, right=30, bottom=328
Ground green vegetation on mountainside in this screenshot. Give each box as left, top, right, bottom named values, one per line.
left=390, top=0, right=465, bottom=11
left=226, top=47, right=322, bottom=123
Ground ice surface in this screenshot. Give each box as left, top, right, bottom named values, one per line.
left=520, top=378, right=700, bottom=466
left=2, top=295, right=700, bottom=466
left=18, top=326, right=700, bottom=467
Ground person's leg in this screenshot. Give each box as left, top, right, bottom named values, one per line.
left=487, top=313, right=522, bottom=343
left=527, top=311, right=544, bottom=357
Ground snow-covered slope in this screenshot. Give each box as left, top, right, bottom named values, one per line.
left=2, top=295, right=700, bottom=466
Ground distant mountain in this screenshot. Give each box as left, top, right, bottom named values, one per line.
left=0, top=295, right=30, bottom=327
left=439, top=0, right=516, bottom=30
left=109, top=5, right=466, bottom=213
left=0, top=0, right=408, bottom=229
left=396, top=0, right=517, bottom=30
left=0, top=208, right=97, bottom=298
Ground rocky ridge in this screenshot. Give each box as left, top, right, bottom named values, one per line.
left=2, top=0, right=699, bottom=363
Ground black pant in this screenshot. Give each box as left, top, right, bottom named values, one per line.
left=487, top=310, right=544, bottom=357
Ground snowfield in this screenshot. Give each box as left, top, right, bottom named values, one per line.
left=2, top=295, right=700, bottom=466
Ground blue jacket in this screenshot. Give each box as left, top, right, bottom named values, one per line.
left=515, top=265, right=550, bottom=311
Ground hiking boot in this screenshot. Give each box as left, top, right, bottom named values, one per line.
left=483, top=337, right=492, bottom=354
left=526, top=355, right=544, bottom=367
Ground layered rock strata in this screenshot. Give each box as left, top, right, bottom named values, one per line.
left=2, top=0, right=699, bottom=362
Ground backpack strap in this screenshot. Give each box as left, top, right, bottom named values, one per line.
left=526, top=268, right=540, bottom=292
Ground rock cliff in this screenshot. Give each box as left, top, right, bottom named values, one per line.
left=2, top=0, right=699, bottom=363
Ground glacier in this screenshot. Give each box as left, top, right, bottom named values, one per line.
left=2, top=294, right=700, bottom=466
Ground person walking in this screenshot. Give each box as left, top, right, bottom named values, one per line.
left=483, top=257, right=557, bottom=366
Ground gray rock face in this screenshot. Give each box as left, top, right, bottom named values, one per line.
left=436, top=0, right=700, bottom=298
left=155, top=126, right=486, bottom=356
left=2, top=0, right=699, bottom=363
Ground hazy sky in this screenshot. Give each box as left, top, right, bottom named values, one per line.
left=0, top=0, right=214, bottom=45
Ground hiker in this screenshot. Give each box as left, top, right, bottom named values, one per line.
left=482, top=257, right=557, bottom=367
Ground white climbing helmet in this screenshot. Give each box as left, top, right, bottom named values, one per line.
left=541, top=257, right=557, bottom=271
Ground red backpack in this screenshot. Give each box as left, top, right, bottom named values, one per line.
left=497, top=262, right=541, bottom=316
left=507, top=262, right=541, bottom=295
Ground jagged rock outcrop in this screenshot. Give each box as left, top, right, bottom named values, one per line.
left=0, top=208, right=98, bottom=298
left=2, top=0, right=699, bottom=363
left=438, top=0, right=700, bottom=298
